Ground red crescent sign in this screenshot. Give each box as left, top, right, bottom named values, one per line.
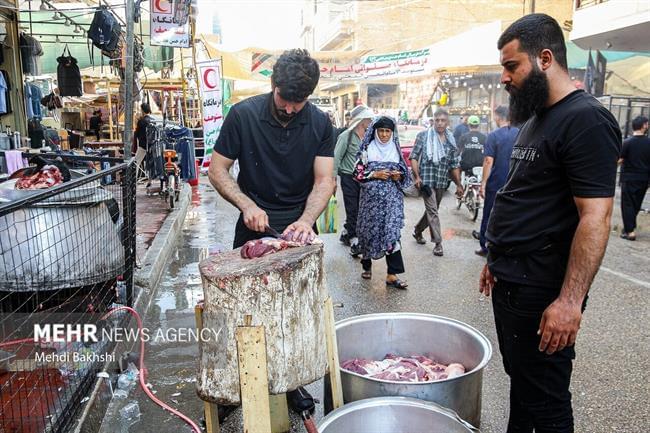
left=203, top=68, right=218, bottom=90
left=154, top=0, right=170, bottom=13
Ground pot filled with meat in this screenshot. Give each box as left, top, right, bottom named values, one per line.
left=319, top=397, right=478, bottom=433
left=336, top=313, right=491, bottom=427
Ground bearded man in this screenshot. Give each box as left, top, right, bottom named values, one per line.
left=478, top=14, right=621, bottom=433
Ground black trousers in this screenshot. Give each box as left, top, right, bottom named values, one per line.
left=340, top=173, right=360, bottom=238
left=361, top=250, right=405, bottom=275
left=621, top=179, right=648, bottom=233
left=492, top=279, right=582, bottom=433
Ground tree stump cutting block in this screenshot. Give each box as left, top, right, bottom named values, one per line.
left=197, top=244, right=329, bottom=405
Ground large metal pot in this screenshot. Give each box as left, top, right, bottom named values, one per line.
left=0, top=178, right=124, bottom=292
left=319, top=397, right=478, bottom=433
left=336, top=313, right=492, bottom=427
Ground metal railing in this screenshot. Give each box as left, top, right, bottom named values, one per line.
left=0, top=155, right=136, bottom=433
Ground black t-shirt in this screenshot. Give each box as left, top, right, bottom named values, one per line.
left=135, top=115, right=152, bottom=149
left=457, top=130, right=486, bottom=172
left=214, top=92, right=334, bottom=211
left=620, top=135, right=650, bottom=181
left=487, top=90, right=621, bottom=288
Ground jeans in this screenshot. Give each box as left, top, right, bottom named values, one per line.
left=621, top=179, right=648, bottom=233
left=492, top=279, right=578, bottom=433
left=414, top=187, right=445, bottom=244
left=340, top=173, right=361, bottom=238
left=479, top=188, right=497, bottom=250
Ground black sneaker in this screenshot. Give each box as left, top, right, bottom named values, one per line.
left=472, top=230, right=480, bottom=240
left=350, top=243, right=362, bottom=257
left=287, top=386, right=316, bottom=415
left=412, top=231, right=426, bottom=245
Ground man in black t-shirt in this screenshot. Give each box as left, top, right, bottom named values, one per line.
left=479, top=15, right=621, bottom=433
left=457, top=115, right=486, bottom=174
left=619, top=115, right=650, bottom=240
left=208, top=49, right=334, bottom=419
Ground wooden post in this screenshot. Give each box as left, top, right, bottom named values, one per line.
left=236, top=319, right=273, bottom=433
left=324, top=297, right=344, bottom=409
left=195, top=305, right=220, bottom=433
left=268, top=394, right=290, bottom=433
left=106, top=79, right=114, bottom=141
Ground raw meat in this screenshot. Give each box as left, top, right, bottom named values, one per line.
left=240, top=236, right=323, bottom=259
left=15, top=165, right=63, bottom=190
left=341, top=353, right=466, bottom=382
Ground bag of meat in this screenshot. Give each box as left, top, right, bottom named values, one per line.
left=15, top=165, right=64, bottom=190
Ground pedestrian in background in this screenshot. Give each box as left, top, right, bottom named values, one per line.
left=480, top=14, right=621, bottom=433
left=410, top=109, right=464, bottom=257
left=619, top=115, right=650, bottom=240
left=333, top=105, right=374, bottom=256
left=475, top=105, right=518, bottom=256
left=457, top=115, right=486, bottom=175
left=453, top=112, right=469, bottom=143
left=354, top=116, right=410, bottom=289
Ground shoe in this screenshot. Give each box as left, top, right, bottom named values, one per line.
left=339, top=232, right=350, bottom=246
left=361, top=270, right=372, bottom=279
left=472, top=230, right=480, bottom=240
left=386, top=278, right=408, bottom=289
left=433, top=243, right=444, bottom=256
left=287, top=387, right=316, bottom=415
left=350, top=243, right=362, bottom=257
left=412, top=231, right=426, bottom=245
left=474, top=248, right=488, bottom=257
left=620, top=232, right=636, bottom=241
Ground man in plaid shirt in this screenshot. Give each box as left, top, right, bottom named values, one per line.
left=409, top=109, right=464, bottom=256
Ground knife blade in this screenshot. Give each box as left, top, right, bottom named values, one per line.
left=264, top=225, right=283, bottom=239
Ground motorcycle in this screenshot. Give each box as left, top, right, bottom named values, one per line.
left=456, top=167, right=483, bottom=221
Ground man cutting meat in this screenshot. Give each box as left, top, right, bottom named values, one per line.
left=208, top=48, right=335, bottom=418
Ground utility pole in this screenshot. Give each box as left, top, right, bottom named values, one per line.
left=123, top=0, right=135, bottom=158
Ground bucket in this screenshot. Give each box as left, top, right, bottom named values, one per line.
left=336, top=313, right=491, bottom=427
left=319, top=397, right=478, bottom=433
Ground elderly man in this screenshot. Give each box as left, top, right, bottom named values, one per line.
left=410, top=109, right=463, bottom=257
left=333, top=105, right=374, bottom=255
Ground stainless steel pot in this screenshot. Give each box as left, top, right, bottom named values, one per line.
left=318, top=397, right=479, bottom=433
left=336, top=313, right=492, bottom=427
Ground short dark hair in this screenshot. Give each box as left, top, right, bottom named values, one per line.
left=632, top=115, right=649, bottom=131
left=271, top=49, right=320, bottom=103
left=433, top=109, right=449, bottom=118
left=494, top=105, right=509, bottom=120
left=141, top=103, right=151, bottom=114
left=498, top=13, right=568, bottom=71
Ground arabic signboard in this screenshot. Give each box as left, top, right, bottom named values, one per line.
left=252, top=48, right=431, bottom=82
left=150, top=0, right=190, bottom=48
left=197, top=59, right=223, bottom=171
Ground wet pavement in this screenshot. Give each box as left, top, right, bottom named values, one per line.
left=120, top=178, right=649, bottom=433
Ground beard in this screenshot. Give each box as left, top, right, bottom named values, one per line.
left=272, top=101, right=296, bottom=123
left=506, top=65, right=550, bottom=125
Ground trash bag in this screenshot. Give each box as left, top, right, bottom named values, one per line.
left=316, top=195, right=338, bottom=234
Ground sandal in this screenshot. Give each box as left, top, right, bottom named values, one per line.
left=386, top=278, right=408, bottom=290
left=621, top=232, right=636, bottom=241
left=361, top=270, right=372, bottom=280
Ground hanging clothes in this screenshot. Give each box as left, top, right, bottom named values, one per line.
left=57, top=46, right=83, bottom=97
left=19, top=33, right=43, bottom=76
left=1, top=71, right=12, bottom=115
left=27, top=83, right=42, bottom=118
left=24, top=83, right=34, bottom=119
left=0, top=72, right=7, bottom=114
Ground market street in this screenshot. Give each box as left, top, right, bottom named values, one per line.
left=125, top=179, right=650, bottom=433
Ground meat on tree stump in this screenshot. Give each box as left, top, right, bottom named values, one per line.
left=197, top=244, right=329, bottom=405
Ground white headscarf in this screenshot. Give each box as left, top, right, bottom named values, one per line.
left=368, top=130, right=399, bottom=163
